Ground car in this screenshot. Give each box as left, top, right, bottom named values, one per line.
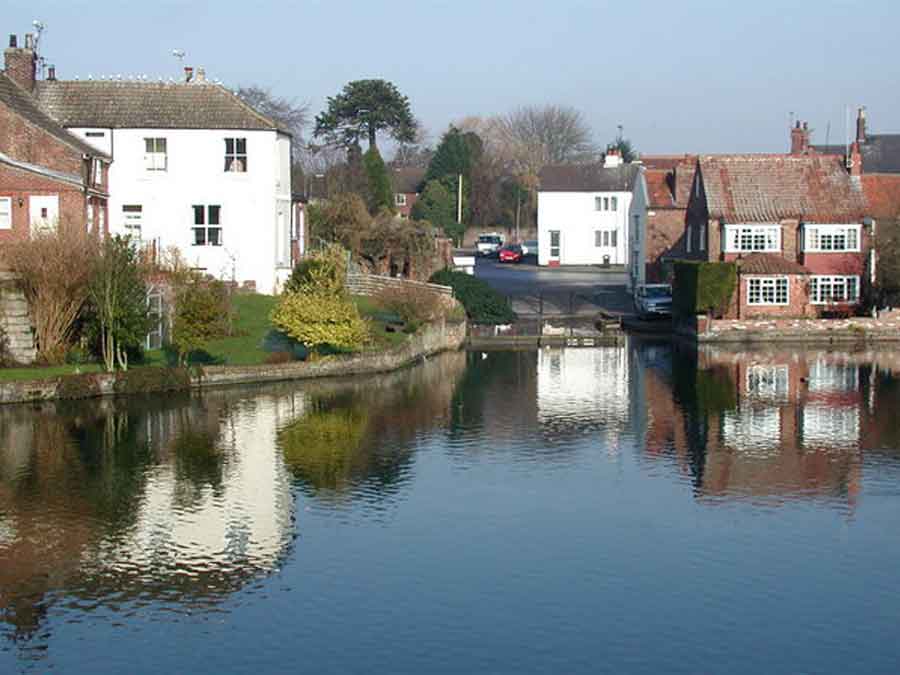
left=498, top=244, right=524, bottom=263
left=520, top=240, right=538, bottom=256
left=476, top=233, right=504, bottom=256
left=634, top=284, right=673, bottom=319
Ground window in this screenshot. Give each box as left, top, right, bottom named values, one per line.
left=595, top=196, right=603, bottom=211
left=803, top=224, right=861, bottom=252
left=395, top=193, right=407, bottom=207
left=699, top=223, right=706, bottom=252
left=611, top=196, right=618, bottom=211
left=225, top=138, right=247, bottom=172
left=192, top=205, right=222, bottom=246
left=611, top=230, right=617, bottom=247
left=747, top=365, right=790, bottom=400
left=0, top=197, right=10, bottom=230
left=92, top=158, right=102, bottom=186
left=686, top=225, right=693, bottom=253
left=123, top=204, right=143, bottom=241
left=595, top=230, right=618, bottom=247
left=144, top=138, right=167, bottom=171
left=595, top=196, right=618, bottom=211
left=87, top=202, right=95, bottom=232
left=724, top=224, right=781, bottom=253
left=809, top=275, right=859, bottom=304
left=85, top=131, right=105, bottom=138
left=549, top=230, right=560, bottom=258
left=747, top=277, right=789, bottom=305
left=98, top=204, right=106, bottom=234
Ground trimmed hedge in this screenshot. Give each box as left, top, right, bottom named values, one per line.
left=673, top=261, right=737, bottom=317
left=429, top=269, right=516, bottom=324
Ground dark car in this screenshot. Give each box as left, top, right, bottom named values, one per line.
left=498, top=244, right=524, bottom=263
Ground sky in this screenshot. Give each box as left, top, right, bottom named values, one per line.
left=6, top=0, right=899, bottom=156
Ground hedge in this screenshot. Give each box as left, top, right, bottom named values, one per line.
left=673, top=261, right=737, bottom=317
left=429, top=269, right=516, bottom=324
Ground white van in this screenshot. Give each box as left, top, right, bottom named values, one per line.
left=476, top=233, right=504, bottom=256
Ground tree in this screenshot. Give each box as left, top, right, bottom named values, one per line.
left=391, top=119, right=433, bottom=168
left=425, top=126, right=483, bottom=185
left=363, top=146, right=394, bottom=215
left=87, top=235, right=151, bottom=372
left=2, top=223, right=98, bottom=364
left=171, top=276, right=231, bottom=366
left=412, top=179, right=463, bottom=244
left=238, top=85, right=309, bottom=159
left=607, top=135, right=637, bottom=163
left=314, top=79, right=415, bottom=151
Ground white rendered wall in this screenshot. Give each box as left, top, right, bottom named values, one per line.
left=72, top=126, right=291, bottom=294
left=537, top=191, right=633, bottom=266
left=628, top=171, right=648, bottom=290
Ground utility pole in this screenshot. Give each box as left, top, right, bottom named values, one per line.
left=457, top=173, right=463, bottom=224
left=515, top=184, right=521, bottom=243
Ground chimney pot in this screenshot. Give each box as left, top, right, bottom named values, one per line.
left=856, top=106, right=867, bottom=144
left=184, top=66, right=194, bottom=82
left=47, top=65, right=56, bottom=81
left=24, top=33, right=33, bottom=49
left=8, top=34, right=16, bottom=48
left=196, top=66, right=206, bottom=83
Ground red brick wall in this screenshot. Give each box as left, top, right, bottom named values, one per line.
left=735, top=273, right=815, bottom=319
left=0, top=103, right=84, bottom=176
left=396, top=192, right=418, bottom=219
left=645, top=207, right=686, bottom=281
left=0, top=162, right=86, bottom=243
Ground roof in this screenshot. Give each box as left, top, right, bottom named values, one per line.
left=862, top=174, right=900, bottom=220
left=33, top=80, right=285, bottom=133
left=538, top=162, right=640, bottom=192
left=0, top=72, right=107, bottom=158
left=391, top=167, right=425, bottom=194
left=646, top=170, right=675, bottom=207
left=698, top=154, right=867, bottom=223
left=738, top=253, right=810, bottom=276
left=813, top=135, right=900, bottom=174
left=643, top=157, right=697, bottom=209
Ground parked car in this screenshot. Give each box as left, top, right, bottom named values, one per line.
left=520, top=240, right=538, bottom=256
left=476, top=233, right=504, bottom=256
left=634, top=284, right=673, bottom=319
left=499, top=244, right=524, bottom=263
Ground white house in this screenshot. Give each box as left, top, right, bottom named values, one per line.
left=34, top=71, right=292, bottom=294
left=537, top=151, right=647, bottom=277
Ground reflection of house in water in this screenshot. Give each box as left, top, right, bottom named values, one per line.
left=537, top=347, right=630, bottom=442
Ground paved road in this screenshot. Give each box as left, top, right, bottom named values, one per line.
left=474, top=255, right=634, bottom=318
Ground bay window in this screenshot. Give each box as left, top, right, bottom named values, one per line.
left=723, top=224, right=781, bottom=253
left=809, top=276, right=859, bottom=304
left=747, top=276, right=789, bottom=305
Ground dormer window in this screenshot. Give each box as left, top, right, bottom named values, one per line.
left=723, top=224, right=781, bottom=253
left=225, top=138, right=247, bottom=172
left=803, top=224, right=860, bottom=252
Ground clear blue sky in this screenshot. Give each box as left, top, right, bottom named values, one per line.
left=8, top=0, right=899, bottom=154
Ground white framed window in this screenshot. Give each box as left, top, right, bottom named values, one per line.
left=699, top=223, right=706, bottom=252
left=746, top=364, right=790, bottom=400
left=747, top=276, right=789, bottom=305
left=144, top=138, right=167, bottom=171
left=0, top=197, right=11, bottom=230
left=803, top=224, right=861, bottom=252
left=123, top=204, right=143, bottom=241
left=395, top=193, right=407, bottom=206
left=594, top=195, right=618, bottom=211
left=225, top=137, right=247, bottom=172
left=611, top=196, right=618, bottom=211
left=809, top=275, right=859, bottom=304
left=92, top=158, right=102, bottom=186
left=686, top=225, right=693, bottom=253
left=192, top=205, right=222, bottom=246
left=723, top=224, right=781, bottom=253
left=595, top=230, right=618, bottom=247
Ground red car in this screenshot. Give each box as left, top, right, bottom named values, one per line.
left=498, top=244, right=524, bottom=263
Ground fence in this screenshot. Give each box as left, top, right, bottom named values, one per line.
left=345, top=272, right=453, bottom=298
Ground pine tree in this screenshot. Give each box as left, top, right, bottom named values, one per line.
left=363, top=146, right=394, bottom=215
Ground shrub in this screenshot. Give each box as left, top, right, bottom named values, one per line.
left=271, top=292, right=370, bottom=354
left=171, top=276, right=232, bottom=365
left=284, top=243, right=348, bottom=295
left=673, top=261, right=737, bottom=318
left=428, top=269, right=515, bottom=324
left=2, top=224, right=99, bottom=364
left=375, top=283, right=446, bottom=330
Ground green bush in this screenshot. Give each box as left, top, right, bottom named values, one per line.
left=673, top=261, right=737, bottom=318
left=172, top=277, right=232, bottom=365
left=271, top=292, right=370, bottom=354
left=284, top=243, right=348, bottom=295
left=429, top=269, right=515, bottom=324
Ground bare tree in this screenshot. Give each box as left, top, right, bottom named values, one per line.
left=238, top=85, right=309, bottom=159
left=391, top=119, right=433, bottom=168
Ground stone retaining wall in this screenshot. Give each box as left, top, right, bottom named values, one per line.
left=0, top=270, right=36, bottom=364
left=346, top=272, right=453, bottom=297
left=678, top=310, right=900, bottom=343
left=0, top=319, right=467, bottom=405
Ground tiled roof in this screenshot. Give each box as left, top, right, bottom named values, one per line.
left=391, top=167, right=425, bottom=194
left=813, top=135, right=900, bottom=174
left=646, top=170, right=674, bottom=207
left=738, top=253, right=810, bottom=276
left=33, top=80, right=285, bottom=132
left=539, top=163, right=640, bottom=192
left=0, top=72, right=107, bottom=158
left=862, top=174, right=900, bottom=220
left=642, top=155, right=697, bottom=209
left=698, top=154, right=867, bottom=223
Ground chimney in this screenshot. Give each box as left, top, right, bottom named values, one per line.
left=184, top=66, right=194, bottom=83
left=604, top=148, right=623, bottom=168
left=790, top=120, right=811, bottom=154
left=47, top=65, right=56, bottom=81
left=195, top=67, right=206, bottom=83
left=849, top=141, right=863, bottom=177
left=856, top=107, right=867, bottom=144
left=3, top=33, right=36, bottom=91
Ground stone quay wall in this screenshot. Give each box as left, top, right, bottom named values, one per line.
left=346, top=272, right=453, bottom=298
left=676, top=310, right=900, bottom=343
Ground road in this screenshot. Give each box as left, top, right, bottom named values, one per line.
left=473, top=255, right=634, bottom=318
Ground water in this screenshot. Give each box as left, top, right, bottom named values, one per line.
left=2, top=340, right=900, bottom=673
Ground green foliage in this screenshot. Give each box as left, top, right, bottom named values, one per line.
left=412, top=179, right=463, bottom=243
left=271, top=292, right=370, bottom=353
left=877, top=219, right=900, bottom=306
left=607, top=136, right=637, bottom=163
left=375, top=284, right=446, bottom=332
left=673, top=261, right=737, bottom=318
left=363, top=146, right=394, bottom=214
left=425, top=126, right=483, bottom=185
left=86, top=235, right=151, bottom=372
left=285, top=244, right=348, bottom=295
left=171, top=277, right=232, bottom=365
left=314, top=79, right=415, bottom=150
left=429, top=269, right=516, bottom=324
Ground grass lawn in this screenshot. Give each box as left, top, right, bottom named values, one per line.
left=1, top=293, right=412, bottom=382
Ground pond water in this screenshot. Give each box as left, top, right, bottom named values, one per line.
left=2, top=340, right=900, bottom=673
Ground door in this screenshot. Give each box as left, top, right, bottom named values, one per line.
left=29, top=195, right=59, bottom=233
left=549, top=230, right=561, bottom=265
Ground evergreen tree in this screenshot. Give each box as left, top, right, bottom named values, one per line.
left=412, top=179, right=463, bottom=244
left=314, top=79, right=415, bottom=150
left=363, top=146, right=394, bottom=215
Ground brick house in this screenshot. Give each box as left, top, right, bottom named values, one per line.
left=391, top=167, right=425, bottom=218
left=683, top=153, right=871, bottom=318
left=638, top=155, right=696, bottom=283
left=0, top=34, right=110, bottom=242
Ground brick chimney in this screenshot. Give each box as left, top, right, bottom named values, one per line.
left=790, top=120, right=810, bottom=154
left=856, top=107, right=867, bottom=144
left=4, top=33, right=37, bottom=91
left=849, top=141, right=863, bottom=177
left=604, top=147, right=623, bottom=168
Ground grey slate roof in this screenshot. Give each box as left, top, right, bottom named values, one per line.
left=33, top=80, right=286, bottom=133
left=538, top=163, right=640, bottom=192
left=0, top=72, right=108, bottom=158
left=813, top=135, right=900, bottom=174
